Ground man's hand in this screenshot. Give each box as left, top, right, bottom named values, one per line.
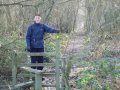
left=56, top=30, right=60, bottom=33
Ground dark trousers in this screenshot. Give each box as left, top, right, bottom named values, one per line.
left=30, top=48, right=44, bottom=70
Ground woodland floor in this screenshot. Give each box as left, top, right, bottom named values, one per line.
left=0, top=30, right=120, bottom=90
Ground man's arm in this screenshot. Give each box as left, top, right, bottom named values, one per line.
left=43, top=24, right=59, bottom=33
left=26, top=26, right=32, bottom=50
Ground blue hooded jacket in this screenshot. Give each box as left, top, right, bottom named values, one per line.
left=26, top=23, right=59, bottom=49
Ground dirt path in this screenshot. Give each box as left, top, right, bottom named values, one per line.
left=41, top=31, right=86, bottom=90
left=64, top=32, right=86, bottom=55
left=63, top=31, right=86, bottom=90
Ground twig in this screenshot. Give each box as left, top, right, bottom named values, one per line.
left=0, top=0, right=34, bottom=7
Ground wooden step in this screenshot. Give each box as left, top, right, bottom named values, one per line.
left=42, top=84, right=56, bottom=87
left=18, top=72, right=56, bottom=77
left=43, top=72, right=56, bottom=77
left=20, top=67, right=43, bottom=74
left=14, top=81, right=34, bottom=89
left=0, top=83, right=56, bottom=89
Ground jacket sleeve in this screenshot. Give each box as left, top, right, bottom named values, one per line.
left=26, top=26, right=32, bottom=49
left=43, top=24, right=59, bottom=33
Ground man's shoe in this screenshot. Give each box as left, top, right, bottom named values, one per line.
left=42, top=78, right=45, bottom=81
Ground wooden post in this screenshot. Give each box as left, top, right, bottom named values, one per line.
left=61, top=58, right=65, bottom=90
left=55, top=39, right=61, bottom=90
left=12, top=53, right=17, bottom=90
left=35, top=73, right=42, bottom=90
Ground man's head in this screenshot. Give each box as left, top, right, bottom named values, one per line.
left=34, top=14, right=41, bottom=23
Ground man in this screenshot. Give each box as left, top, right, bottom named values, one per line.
left=26, top=14, right=59, bottom=70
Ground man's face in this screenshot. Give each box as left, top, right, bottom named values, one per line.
left=34, top=16, right=41, bottom=23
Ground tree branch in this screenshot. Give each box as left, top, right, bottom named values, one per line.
left=57, top=0, right=77, bottom=4
left=0, top=0, right=34, bottom=7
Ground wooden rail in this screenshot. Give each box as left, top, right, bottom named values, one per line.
left=18, top=63, right=55, bottom=67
